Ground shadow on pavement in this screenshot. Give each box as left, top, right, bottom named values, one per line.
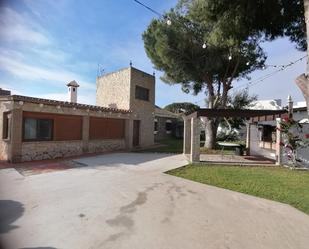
left=72, top=152, right=176, bottom=168
left=0, top=200, right=24, bottom=234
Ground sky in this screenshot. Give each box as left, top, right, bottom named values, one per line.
left=0, top=0, right=307, bottom=108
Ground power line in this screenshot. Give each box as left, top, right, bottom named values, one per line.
left=193, top=55, right=307, bottom=105
left=234, top=55, right=307, bottom=90
left=133, top=0, right=162, bottom=17
left=133, top=0, right=307, bottom=104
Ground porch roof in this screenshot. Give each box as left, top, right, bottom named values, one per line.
left=185, top=108, right=287, bottom=121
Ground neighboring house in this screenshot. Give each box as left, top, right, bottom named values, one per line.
left=247, top=98, right=308, bottom=161
left=154, top=106, right=182, bottom=141
left=0, top=66, right=156, bottom=162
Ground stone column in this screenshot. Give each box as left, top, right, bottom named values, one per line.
left=190, top=117, right=200, bottom=163
left=82, top=115, right=90, bottom=153
left=183, top=117, right=191, bottom=155
left=246, top=122, right=250, bottom=156
left=9, top=108, right=23, bottom=163
left=125, top=118, right=133, bottom=150
left=275, top=118, right=282, bottom=165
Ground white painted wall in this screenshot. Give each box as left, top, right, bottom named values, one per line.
left=249, top=124, right=276, bottom=160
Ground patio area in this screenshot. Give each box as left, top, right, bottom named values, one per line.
left=200, top=154, right=275, bottom=165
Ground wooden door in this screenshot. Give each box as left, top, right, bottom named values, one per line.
left=133, top=120, right=140, bottom=147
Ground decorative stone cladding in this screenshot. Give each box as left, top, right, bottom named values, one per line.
left=21, top=141, right=84, bottom=161
left=96, top=68, right=131, bottom=110
left=97, top=67, right=155, bottom=147
left=88, top=139, right=125, bottom=153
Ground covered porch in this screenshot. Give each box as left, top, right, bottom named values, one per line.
left=183, top=108, right=287, bottom=164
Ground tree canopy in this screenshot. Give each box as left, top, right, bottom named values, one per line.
left=178, top=0, right=306, bottom=51
left=164, top=102, right=200, bottom=114
left=142, top=2, right=266, bottom=109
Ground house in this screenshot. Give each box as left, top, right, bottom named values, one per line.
left=247, top=97, right=309, bottom=163
left=154, top=106, right=182, bottom=140
left=0, top=66, right=155, bottom=162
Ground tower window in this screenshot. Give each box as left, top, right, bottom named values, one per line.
left=73, top=88, right=76, bottom=92
left=135, top=86, right=149, bottom=101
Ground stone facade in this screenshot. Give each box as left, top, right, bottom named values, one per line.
left=0, top=66, right=157, bottom=162
left=88, top=139, right=125, bottom=153
left=96, top=66, right=155, bottom=147
left=154, top=116, right=177, bottom=141
left=0, top=95, right=132, bottom=162
left=21, top=141, right=84, bottom=161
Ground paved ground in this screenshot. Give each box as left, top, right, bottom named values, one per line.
left=0, top=153, right=309, bottom=249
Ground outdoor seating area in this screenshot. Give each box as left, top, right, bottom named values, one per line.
left=183, top=108, right=287, bottom=163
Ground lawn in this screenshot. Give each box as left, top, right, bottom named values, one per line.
left=167, top=164, right=309, bottom=215
left=142, top=138, right=183, bottom=153
left=141, top=138, right=239, bottom=154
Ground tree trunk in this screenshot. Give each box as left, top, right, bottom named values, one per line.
left=204, top=118, right=219, bottom=149
left=296, top=0, right=309, bottom=115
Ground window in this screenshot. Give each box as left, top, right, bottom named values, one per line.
left=135, top=86, right=149, bottom=101
left=154, top=119, right=158, bottom=134
left=2, top=112, right=9, bottom=139
left=165, top=120, right=172, bottom=134
left=23, top=118, right=53, bottom=141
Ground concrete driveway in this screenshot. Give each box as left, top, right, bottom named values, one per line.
left=0, top=153, right=309, bottom=249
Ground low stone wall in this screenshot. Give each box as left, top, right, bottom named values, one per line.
left=21, top=139, right=126, bottom=162
left=21, top=141, right=84, bottom=161
left=0, top=141, right=8, bottom=161
left=88, top=139, right=125, bottom=153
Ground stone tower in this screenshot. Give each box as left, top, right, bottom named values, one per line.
left=96, top=66, right=155, bottom=147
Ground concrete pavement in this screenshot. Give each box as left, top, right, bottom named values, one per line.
left=0, top=152, right=309, bottom=249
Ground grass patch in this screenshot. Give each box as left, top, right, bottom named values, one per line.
left=167, top=164, right=309, bottom=214
left=142, top=138, right=183, bottom=153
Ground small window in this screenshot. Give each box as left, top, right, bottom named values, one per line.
left=23, top=118, right=53, bottom=141
left=2, top=112, right=9, bottom=139
left=73, top=88, right=76, bottom=92
left=165, top=120, right=172, bottom=134
left=135, top=86, right=149, bottom=101
left=154, top=119, right=158, bottom=134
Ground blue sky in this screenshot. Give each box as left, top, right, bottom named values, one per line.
left=0, top=0, right=307, bottom=108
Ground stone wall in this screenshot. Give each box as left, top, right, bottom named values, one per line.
left=21, top=139, right=125, bottom=161
left=130, top=67, right=155, bottom=147
left=88, top=139, right=125, bottom=153
left=0, top=141, right=8, bottom=161
left=155, top=116, right=177, bottom=141
left=21, top=141, right=84, bottom=161
left=96, top=68, right=131, bottom=110
left=0, top=100, right=12, bottom=161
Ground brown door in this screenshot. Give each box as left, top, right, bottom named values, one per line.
left=133, top=120, right=140, bottom=147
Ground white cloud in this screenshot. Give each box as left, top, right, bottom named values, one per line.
left=0, top=51, right=96, bottom=90
left=0, top=7, right=50, bottom=45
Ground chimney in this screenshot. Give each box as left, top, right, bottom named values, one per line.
left=67, top=80, right=79, bottom=103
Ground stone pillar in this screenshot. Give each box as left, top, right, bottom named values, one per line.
left=246, top=122, right=250, bottom=156
left=9, top=108, right=23, bottom=163
left=190, top=117, right=200, bottom=163
left=125, top=118, right=133, bottom=150
left=275, top=118, right=282, bottom=165
left=82, top=115, right=90, bottom=153
left=183, top=118, right=191, bottom=155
